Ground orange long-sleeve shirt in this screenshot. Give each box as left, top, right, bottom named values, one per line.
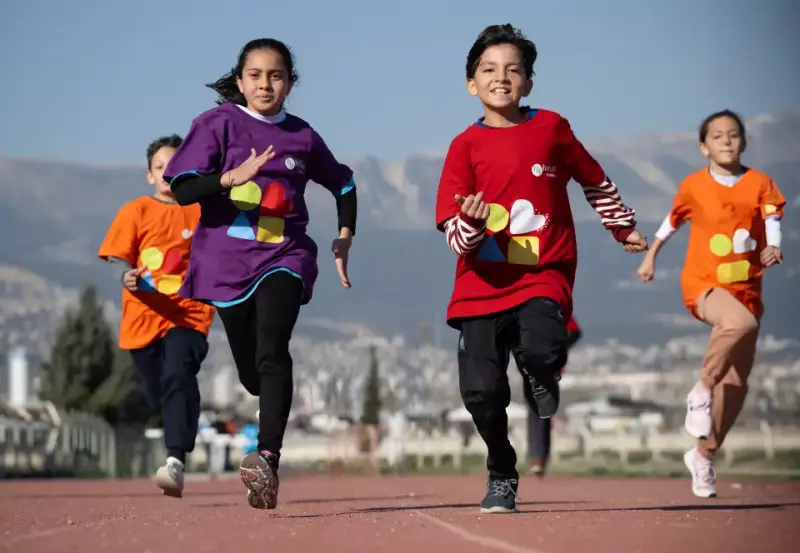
left=665, top=168, right=786, bottom=320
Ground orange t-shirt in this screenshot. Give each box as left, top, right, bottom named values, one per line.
left=667, top=168, right=786, bottom=320
left=98, top=196, right=216, bottom=350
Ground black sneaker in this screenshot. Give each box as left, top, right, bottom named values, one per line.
left=240, top=450, right=280, bottom=509
left=520, top=365, right=560, bottom=419
left=480, top=477, right=519, bottom=514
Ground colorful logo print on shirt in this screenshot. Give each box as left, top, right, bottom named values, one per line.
left=709, top=228, right=757, bottom=284
left=138, top=246, right=188, bottom=294
left=227, top=181, right=292, bottom=243
left=476, top=199, right=551, bottom=266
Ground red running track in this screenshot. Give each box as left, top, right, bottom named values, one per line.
left=1, top=474, right=798, bottom=553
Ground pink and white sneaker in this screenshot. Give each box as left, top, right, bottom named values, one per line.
left=683, top=448, right=717, bottom=498
left=684, top=383, right=712, bottom=439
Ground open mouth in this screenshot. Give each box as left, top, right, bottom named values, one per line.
left=490, top=87, right=511, bottom=95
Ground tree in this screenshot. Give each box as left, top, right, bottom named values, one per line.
left=39, top=284, right=149, bottom=426
left=361, top=345, right=382, bottom=425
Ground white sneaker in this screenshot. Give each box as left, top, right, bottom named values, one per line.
left=155, top=456, right=185, bottom=498
left=683, top=448, right=717, bottom=498
left=684, top=383, right=712, bottom=439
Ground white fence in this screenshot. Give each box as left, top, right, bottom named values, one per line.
left=0, top=402, right=116, bottom=478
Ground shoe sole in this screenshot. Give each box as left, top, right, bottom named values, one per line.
left=239, top=451, right=278, bottom=509
left=155, top=469, right=183, bottom=498
left=683, top=450, right=717, bottom=499
left=523, top=373, right=560, bottom=419
left=480, top=506, right=520, bottom=514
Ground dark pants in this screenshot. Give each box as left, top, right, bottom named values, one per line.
left=130, top=326, right=209, bottom=463
left=216, top=271, right=304, bottom=455
left=457, top=297, right=569, bottom=479
left=528, top=411, right=552, bottom=462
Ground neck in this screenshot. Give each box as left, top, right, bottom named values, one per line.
left=481, top=105, right=526, bottom=128
left=153, top=192, right=177, bottom=204
left=709, top=160, right=743, bottom=177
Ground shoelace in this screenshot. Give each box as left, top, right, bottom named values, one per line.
left=490, top=479, right=519, bottom=498
left=695, top=457, right=716, bottom=485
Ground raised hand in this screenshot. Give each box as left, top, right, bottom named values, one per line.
left=221, top=146, right=275, bottom=188
left=760, top=246, right=783, bottom=268
left=455, top=191, right=491, bottom=221
left=623, top=230, right=648, bottom=253
left=332, top=235, right=352, bottom=289
left=122, top=267, right=145, bottom=291
left=636, top=254, right=656, bottom=282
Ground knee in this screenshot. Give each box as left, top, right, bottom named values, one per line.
left=461, top=391, right=509, bottom=421
left=719, top=312, right=759, bottom=340
left=516, top=340, right=567, bottom=376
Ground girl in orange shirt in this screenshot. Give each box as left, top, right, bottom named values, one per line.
left=636, top=110, right=786, bottom=499
left=98, top=135, right=216, bottom=498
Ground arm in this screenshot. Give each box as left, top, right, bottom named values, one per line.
left=163, top=117, right=225, bottom=205
left=637, top=182, right=692, bottom=280
left=557, top=118, right=636, bottom=243
left=435, top=137, right=486, bottom=255
left=307, top=129, right=358, bottom=237
left=97, top=203, right=142, bottom=288
left=760, top=177, right=787, bottom=266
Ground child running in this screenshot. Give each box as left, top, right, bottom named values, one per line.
left=98, top=134, right=216, bottom=498
left=435, top=23, right=647, bottom=514
left=636, top=109, right=786, bottom=499
left=527, top=316, right=582, bottom=477
left=162, top=38, right=357, bottom=510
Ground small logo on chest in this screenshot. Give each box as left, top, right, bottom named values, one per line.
left=531, top=163, right=557, bottom=178
left=284, top=156, right=306, bottom=173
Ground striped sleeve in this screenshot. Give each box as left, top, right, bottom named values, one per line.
left=443, top=214, right=486, bottom=255
left=557, top=117, right=637, bottom=242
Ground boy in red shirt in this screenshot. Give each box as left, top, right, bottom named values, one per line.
left=435, top=24, right=647, bottom=513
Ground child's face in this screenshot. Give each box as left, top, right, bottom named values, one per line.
left=147, top=146, right=177, bottom=198
left=236, top=48, right=292, bottom=116
left=467, top=43, right=531, bottom=112
left=700, top=116, right=745, bottom=167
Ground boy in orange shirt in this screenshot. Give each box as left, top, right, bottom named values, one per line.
left=98, top=135, right=216, bottom=498
left=637, top=110, right=786, bottom=498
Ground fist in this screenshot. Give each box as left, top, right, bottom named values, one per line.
left=455, top=192, right=490, bottom=221
left=623, top=231, right=648, bottom=253
left=760, top=246, right=783, bottom=268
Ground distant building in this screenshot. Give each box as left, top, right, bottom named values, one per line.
left=0, top=347, right=41, bottom=406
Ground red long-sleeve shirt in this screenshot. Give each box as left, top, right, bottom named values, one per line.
left=435, top=109, right=637, bottom=327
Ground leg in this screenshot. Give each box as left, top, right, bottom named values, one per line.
left=129, top=343, right=164, bottom=413
left=239, top=271, right=304, bottom=510
left=159, top=327, right=209, bottom=460
left=216, top=298, right=260, bottom=396
left=153, top=327, right=208, bottom=497
left=683, top=288, right=758, bottom=498
left=528, top=411, right=551, bottom=476
left=515, top=297, right=569, bottom=418
left=458, top=313, right=519, bottom=514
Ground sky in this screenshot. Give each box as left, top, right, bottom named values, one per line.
left=1, top=0, right=798, bottom=166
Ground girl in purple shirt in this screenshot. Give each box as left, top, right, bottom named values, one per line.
left=164, top=38, right=357, bottom=510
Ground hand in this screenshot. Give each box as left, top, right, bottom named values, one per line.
left=636, top=254, right=656, bottom=282
left=122, top=267, right=144, bottom=291
left=455, top=191, right=490, bottom=221
left=761, top=246, right=783, bottom=268
left=221, top=146, right=275, bottom=188
left=332, top=234, right=352, bottom=289
left=623, top=230, right=648, bottom=253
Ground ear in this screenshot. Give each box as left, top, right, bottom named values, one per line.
left=236, top=75, right=245, bottom=95
left=466, top=78, right=478, bottom=97
left=146, top=170, right=156, bottom=186
left=699, top=142, right=710, bottom=158
left=285, top=81, right=293, bottom=97
left=741, top=138, right=747, bottom=154
left=521, top=78, right=533, bottom=98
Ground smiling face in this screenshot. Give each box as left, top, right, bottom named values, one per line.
left=236, top=47, right=292, bottom=116
left=700, top=115, right=745, bottom=172
left=467, top=43, right=532, bottom=121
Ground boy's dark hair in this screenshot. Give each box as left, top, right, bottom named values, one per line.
left=699, top=109, right=747, bottom=145
left=466, top=24, right=537, bottom=80
left=146, top=134, right=183, bottom=169
left=207, top=38, right=299, bottom=106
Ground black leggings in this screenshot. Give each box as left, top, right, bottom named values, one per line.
left=215, top=271, right=304, bottom=454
